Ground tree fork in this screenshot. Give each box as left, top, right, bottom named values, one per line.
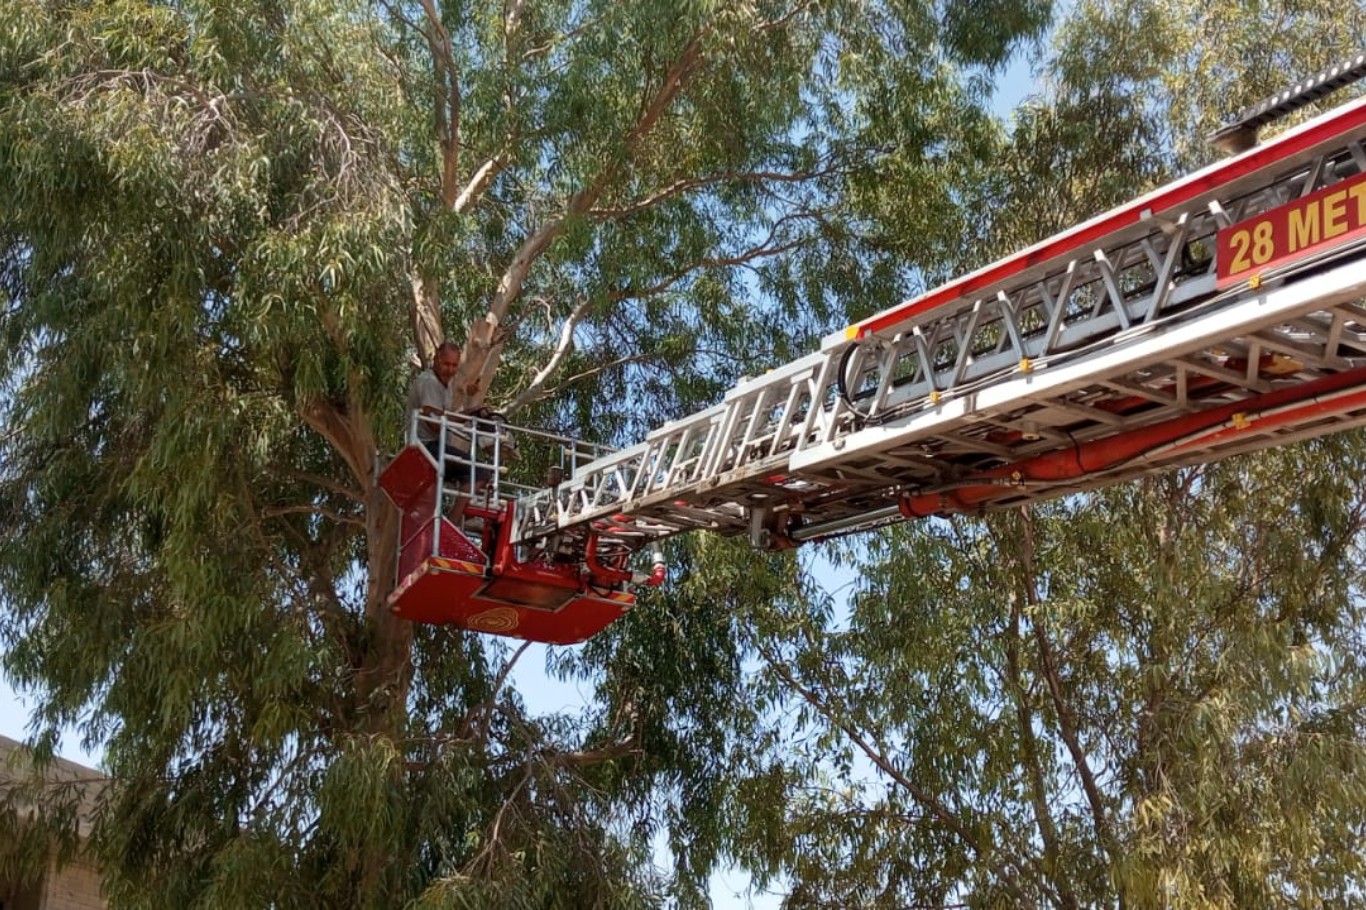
left=447, top=30, right=712, bottom=411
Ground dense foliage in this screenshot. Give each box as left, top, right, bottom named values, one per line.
left=0, top=0, right=1047, bottom=907
left=5, top=0, right=1365, bottom=907
left=738, top=3, right=1366, bottom=907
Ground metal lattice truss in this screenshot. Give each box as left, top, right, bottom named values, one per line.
left=513, top=97, right=1366, bottom=554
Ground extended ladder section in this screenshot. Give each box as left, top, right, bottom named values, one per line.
left=512, top=94, right=1366, bottom=560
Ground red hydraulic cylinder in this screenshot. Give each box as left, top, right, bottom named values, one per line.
left=900, top=365, right=1366, bottom=519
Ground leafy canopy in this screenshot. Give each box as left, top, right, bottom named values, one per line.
left=0, top=0, right=1049, bottom=906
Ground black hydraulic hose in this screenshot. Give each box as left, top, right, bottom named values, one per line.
left=836, top=340, right=874, bottom=421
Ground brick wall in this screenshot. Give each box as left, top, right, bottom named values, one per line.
left=0, top=737, right=106, bottom=910
left=39, top=857, right=104, bottom=910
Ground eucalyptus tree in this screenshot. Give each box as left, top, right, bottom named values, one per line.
left=0, top=0, right=1050, bottom=905
left=735, top=2, right=1366, bottom=907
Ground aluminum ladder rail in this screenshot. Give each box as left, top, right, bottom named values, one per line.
left=513, top=94, right=1366, bottom=555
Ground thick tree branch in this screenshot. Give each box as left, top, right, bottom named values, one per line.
left=550, top=736, right=644, bottom=767
left=412, top=0, right=462, bottom=207
left=453, top=155, right=506, bottom=214
left=505, top=296, right=595, bottom=410
left=588, top=164, right=840, bottom=219
left=262, top=503, right=366, bottom=527
left=289, top=470, right=364, bottom=504
left=299, top=401, right=366, bottom=487
left=511, top=352, right=661, bottom=410
left=383, top=0, right=507, bottom=218
left=409, top=271, right=444, bottom=364
left=359, top=488, right=412, bottom=721
left=504, top=0, right=528, bottom=39
left=303, top=304, right=380, bottom=498
left=453, top=29, right=712, bottom=410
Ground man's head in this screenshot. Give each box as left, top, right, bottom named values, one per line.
left=433, top=341, right=461, bottom=385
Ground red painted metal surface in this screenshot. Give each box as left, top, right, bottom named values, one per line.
left=1216, top=169, right=1366, bottom=287
left=387, top=557, right=634, bottom=644
left=585, top=532, right=633, bottom=585
left=380, top=444, right=488, bottom=577
left=381, top=444, right=439, bottom=516
left=378, top=444, right=636, bottom=643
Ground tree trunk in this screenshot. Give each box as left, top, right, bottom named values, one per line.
left=360, top=483, right=412, bottom=731
left=411, top=272, right=445, bottom=365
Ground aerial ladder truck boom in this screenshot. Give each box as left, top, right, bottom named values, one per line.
left=381, top=61, right=1366, bottom=644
